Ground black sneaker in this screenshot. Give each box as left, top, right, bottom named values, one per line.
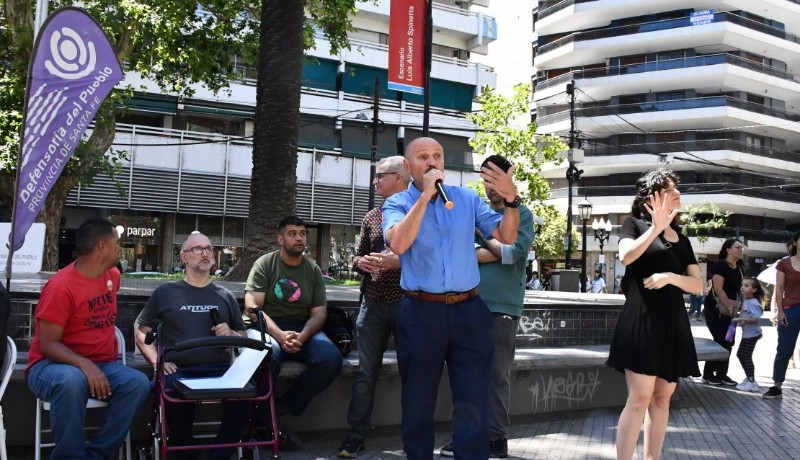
left=278, top=431, right=302, bottom=451
left=439, top=441, right=454, bottom=457
left=718, top=376, right=737, bottom=386
left=490, top=437, right=508, bottom=459
left=338, top=436, right=365, bottom=458
left=702, top=376, right=722, bottom=385
left=763, top=386, right=783, bottom=399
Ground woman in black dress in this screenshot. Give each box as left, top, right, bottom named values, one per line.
left=606, top=169, right=703, bottom=460
left=702, top=238, right=745, bottom=386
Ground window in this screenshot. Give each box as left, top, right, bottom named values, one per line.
left=746, top=94, right=765, bottom=105
left=619, top=94, right=646, bottom=105
left=746, top=135, right=764, bottom=148
left=174, top=214, right=197, bottom=242
left=197, top=215, right=223, bottom=245
left=657, top=91, right=684, bottom=102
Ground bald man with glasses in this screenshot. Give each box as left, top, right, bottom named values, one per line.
left=136, top=232, right=249, bottom=460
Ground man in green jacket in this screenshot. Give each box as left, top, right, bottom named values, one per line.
left=440, top=154, right=534, bottom=459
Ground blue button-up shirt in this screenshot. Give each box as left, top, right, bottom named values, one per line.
left=382, top=182, right=502, bottom=293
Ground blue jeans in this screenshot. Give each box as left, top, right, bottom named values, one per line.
left=397, top=295, right=493, bottom=460
left=163, top=363, right=251, bottom=460
left=27, top=360, right=150, bottom=460
left=773, top=305, right=800, bottom=383
left=346, top=298, right=399, bottom=439
left=268, top=321, right=343, bottom=416
left=688, top=294, right=703, bottom=319
left=489, top=313, right=517, bottom=440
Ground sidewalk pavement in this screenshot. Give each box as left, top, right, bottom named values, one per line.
left=270, top=316, right=799, bottom=460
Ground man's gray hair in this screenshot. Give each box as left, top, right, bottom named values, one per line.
left=378, top=155, right=410, bottom=184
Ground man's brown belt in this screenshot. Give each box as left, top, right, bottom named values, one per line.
left=405, top=287, right=479, bottom=305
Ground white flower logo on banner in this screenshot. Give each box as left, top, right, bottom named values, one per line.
left=44, top=27, right=96, bottom=80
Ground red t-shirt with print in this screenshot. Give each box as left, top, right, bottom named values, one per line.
left=26, top=262, right=120, bottom=373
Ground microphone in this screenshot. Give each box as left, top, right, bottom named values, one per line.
left=435, top=179, right=454, bottom=210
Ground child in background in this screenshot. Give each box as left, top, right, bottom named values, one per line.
left=735, top=277, right=765, bottom=392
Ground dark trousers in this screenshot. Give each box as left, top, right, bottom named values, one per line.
left=703, top=306, right=734, bottom=378
left=164, top=363, right=251, bottom=460
left=396, top=294, right=493, bottom=460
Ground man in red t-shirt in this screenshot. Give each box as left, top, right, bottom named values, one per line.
left=26, top=219, right=149, bottom=459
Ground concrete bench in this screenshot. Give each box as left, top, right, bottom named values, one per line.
left=4, top=337, right=727, bottom=443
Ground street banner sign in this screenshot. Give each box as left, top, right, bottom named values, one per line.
left=388, top=0, right=426, bottom=95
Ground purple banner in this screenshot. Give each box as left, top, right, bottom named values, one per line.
left=12, top=7, right=123, bottom=251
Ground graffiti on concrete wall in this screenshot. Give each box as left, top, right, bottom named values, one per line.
left=517, top=311, right=551, bottom=341
left=528, top=370, right=601, bottom=413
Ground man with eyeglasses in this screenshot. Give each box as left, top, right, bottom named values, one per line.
left=245, top=216, right=343, bottom=451
left=136, top=231, right=249, bottom=460
left=338, top=156, right=410, bottom=458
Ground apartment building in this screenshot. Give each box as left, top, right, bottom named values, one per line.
left=60, top=1, right=497, bottom=274
left=532, top=0, right=800, bottom=277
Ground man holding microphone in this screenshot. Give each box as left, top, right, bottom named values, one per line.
left=382, top=137, right=520, bottom=460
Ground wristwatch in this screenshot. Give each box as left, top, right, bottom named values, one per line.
left=503, top=195, right=521, bottom=208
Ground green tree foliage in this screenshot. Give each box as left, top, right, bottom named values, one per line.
left=467, top=83, right=567, bottom=203
left=679, top=199, right=731, bottom=243
left=1, top=1, right=358, bottom=271
left=531, top=203, right=577, bottom=263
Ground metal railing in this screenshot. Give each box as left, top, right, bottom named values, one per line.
left=585, top=139, right=800, bottom=163
left=533, top=96, right=800, bottom=126
left=537, top=12, right=800, bottom=56
left=535, top=53, right=800, bottom=92
left=549, top=180, right=800, bottom=204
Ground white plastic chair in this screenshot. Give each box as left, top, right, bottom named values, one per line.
left=34, top=326, right=131, bottom=460
left=0, top=337, right=17, bottom=460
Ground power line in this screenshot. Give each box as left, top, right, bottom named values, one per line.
left=571, top=88, right=800, bottom=185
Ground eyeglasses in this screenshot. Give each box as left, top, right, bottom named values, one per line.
left=184, top=246, right=213, bottom=255
left=374, top=172, right=398, bottom=180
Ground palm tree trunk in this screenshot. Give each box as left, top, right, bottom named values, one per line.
left=226, top=0, right=304, bottom=281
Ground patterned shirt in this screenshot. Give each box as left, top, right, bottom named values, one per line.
left=353, top=207, right=404, bottom=304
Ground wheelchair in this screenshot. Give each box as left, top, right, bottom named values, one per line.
left=138, top=315, right=281, bottom=460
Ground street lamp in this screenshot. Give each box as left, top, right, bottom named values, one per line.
left=577, top=197, right=593, bottom=292
left=592, top=217, right=613, bottom=253
left=533, top=215, right=545, bottom=234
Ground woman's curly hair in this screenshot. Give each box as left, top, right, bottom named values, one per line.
left=630, top=169, right=681, bottom=229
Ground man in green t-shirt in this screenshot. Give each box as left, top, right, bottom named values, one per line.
left=245, top=216, right=343, bottom=442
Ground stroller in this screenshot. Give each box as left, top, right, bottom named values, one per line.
left=139, top=313, right=281, bottom=459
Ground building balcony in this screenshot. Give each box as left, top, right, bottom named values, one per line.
left=586, top=139, right=800, bottom=172
left=537, top=139, right=800, bottom=177
left=535, top=96, right=800, bottom=145
left=535, top=12, right=800, bottom=69
left=534, top=53, right=800, bottom=104
left=536, top=0, right=800, bottom=36
left=307, top=34, right=496, bottom=90
left=355, top=0, right=497, bottom=54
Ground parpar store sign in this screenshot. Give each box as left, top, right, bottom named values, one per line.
left=1, top=223, right=45, bottom=273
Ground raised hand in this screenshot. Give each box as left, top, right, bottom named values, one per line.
left=480, top=162, right=518, bottom=201
left=643, top=190, right=678, bottom=233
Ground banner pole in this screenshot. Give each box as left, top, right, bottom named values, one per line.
left=5, top=4, right=43, bottom=292
left=422, top=0, right=432, bottom=136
